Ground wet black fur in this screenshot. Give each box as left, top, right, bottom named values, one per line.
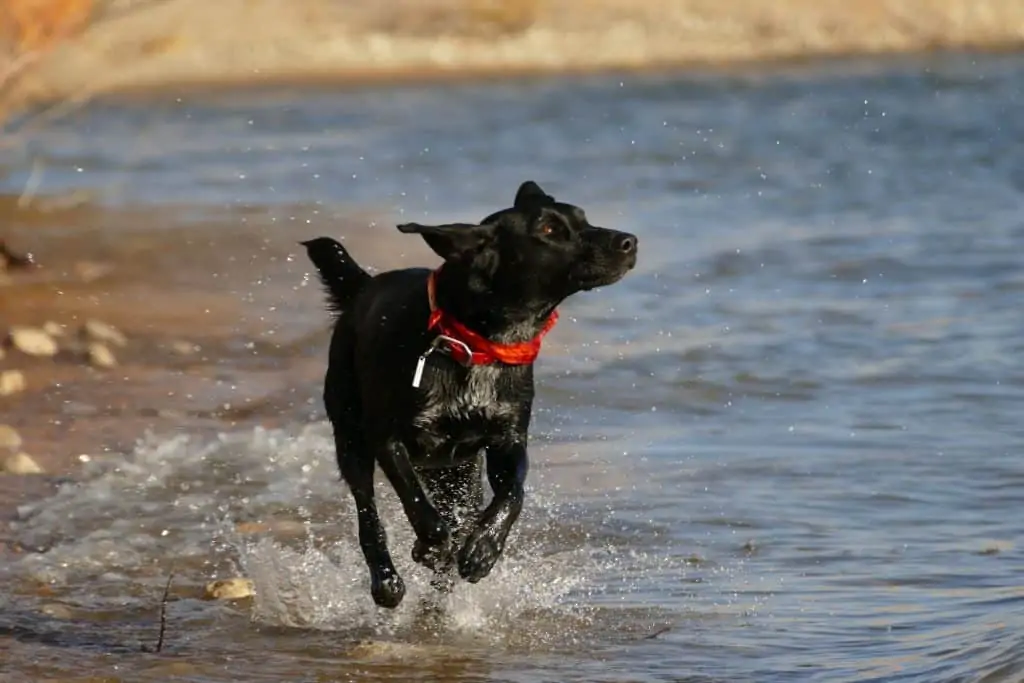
left=302, top=181, right=638, bottom=608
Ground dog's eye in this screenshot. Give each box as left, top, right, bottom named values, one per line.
left=538, top=221, right=569, bottom=240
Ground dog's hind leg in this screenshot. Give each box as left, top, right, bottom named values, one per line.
left=325, top=328, right=405, bottom=609
left=335, top=431, right=407, bottom=609
left=419, top=457, right=484, bottom=592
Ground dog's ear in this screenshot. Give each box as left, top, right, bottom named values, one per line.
left=514, top=181, right=554, bottom=207
left=397, top=222, right=496, bottom=261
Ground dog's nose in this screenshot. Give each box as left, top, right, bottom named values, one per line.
left=615, top=234, right=637, bottom=254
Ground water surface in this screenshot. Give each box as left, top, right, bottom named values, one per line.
left=2, top=53, right=1023, bottom=682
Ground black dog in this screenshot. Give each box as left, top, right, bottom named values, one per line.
left=302, top=181, right=637, bottom=608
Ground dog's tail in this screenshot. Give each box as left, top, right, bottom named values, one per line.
left=300, top=237, right=372, bottom=315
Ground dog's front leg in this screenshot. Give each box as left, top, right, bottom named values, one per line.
left=376, top=439, right=454, bottom=571
left=457, top=441, right=527, bottom=583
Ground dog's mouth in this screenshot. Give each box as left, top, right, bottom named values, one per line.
left=575, top=255, right=637, bottom=291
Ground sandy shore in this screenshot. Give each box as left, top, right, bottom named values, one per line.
left=0, top=196, right=377, bottom=551
left=4, top=0, right=1024, bottom=113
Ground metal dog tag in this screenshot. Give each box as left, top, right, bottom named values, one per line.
left=412, top=337, right=445, bottom=388
left=412, top=336, right=473, bottom=388
left=412, top=350, right=431, bottom=388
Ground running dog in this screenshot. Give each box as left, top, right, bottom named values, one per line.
left=302, top=181, right=638, bottom=608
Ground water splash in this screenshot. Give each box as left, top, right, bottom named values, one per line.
left=236, top=530, right=599, bottom=643
left=6, top=423, right=661, bottom=652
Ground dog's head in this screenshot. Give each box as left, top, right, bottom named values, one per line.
left=398, top=181, right=637, bottom=307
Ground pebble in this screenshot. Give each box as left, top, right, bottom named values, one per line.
left=203, top=577, right=254, bottom=600
left=82, top=319, right=127, bottom=347
left=234, top=520, right=308, bottom=537
left=169, top=340, right=199, bottom=355
left=87, top=342, right=117, bottom=369
left=234, top=521, right=272, bottom=535
left=42, top=321, right=65, bottom=337
left=0, top=424, right=22, bottom=451
left=74, top=260, right=113, bottom=282
left=3, top=451, right=44, bottom=474
left=0, top=369, right=26, bottom=396
left=7, top=326, right=59, bottom=357
left=39, top=603, right=75, bottom=619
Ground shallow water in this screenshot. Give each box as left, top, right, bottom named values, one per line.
left=2, top=53, right=1024, bottom=682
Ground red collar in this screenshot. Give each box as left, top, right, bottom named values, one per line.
left=426, top=269, right=558, bottom=366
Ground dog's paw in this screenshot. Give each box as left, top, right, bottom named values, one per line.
left=370, top=572, right=406, bottom=609
left=412, top=535, right=453, bottom=571
left=457, top=529, right=504, bottom=583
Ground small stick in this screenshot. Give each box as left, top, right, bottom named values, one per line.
left=155, top=571, right=174, bottom=653
left=142, top=571, right=174, bottom=653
